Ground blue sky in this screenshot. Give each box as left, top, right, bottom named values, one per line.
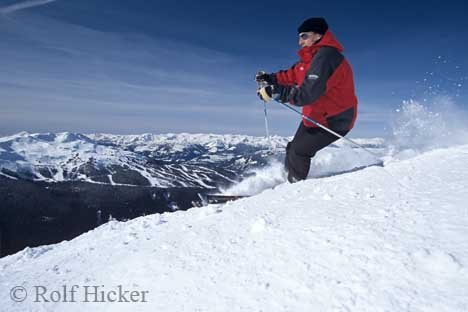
left=0, top=0, right=467, bottom=138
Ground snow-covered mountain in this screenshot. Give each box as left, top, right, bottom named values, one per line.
left=1, top=143, right=467, bottom=311
left=0, top=131, right=385, bottom=188
left=0, top=131, right=292, bottom=188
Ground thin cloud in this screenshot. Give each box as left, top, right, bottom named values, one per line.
left=0, top=0, right=58, bottom=14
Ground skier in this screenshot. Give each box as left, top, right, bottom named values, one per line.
left=256, top=17, right=358, bottom=183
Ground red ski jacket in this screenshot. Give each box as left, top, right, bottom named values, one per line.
left=274, top=31, right=358, bottom=131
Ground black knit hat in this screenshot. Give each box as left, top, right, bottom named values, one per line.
left=297, top=17, right=328, bottom=35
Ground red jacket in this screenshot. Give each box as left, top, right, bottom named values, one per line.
left=275, top=31, right=358, bottom=130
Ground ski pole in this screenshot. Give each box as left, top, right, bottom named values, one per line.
left=256, top=76, right=272, bottom=149
left=275, top=101, right=381, bottom=159
left=263, top=102, right=270, bottom=139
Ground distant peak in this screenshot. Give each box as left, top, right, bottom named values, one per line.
left=55, top=132, right=92, bottom=143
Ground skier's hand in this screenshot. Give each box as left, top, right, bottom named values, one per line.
left=255, top=71, right=275, bottom=85
left=257, top=85, right=274, bottom=102
left=257, top=84, right=292, bottom=103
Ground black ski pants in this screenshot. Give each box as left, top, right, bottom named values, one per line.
left=285, top=122, right=349, bottom=183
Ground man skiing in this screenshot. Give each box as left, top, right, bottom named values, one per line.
left=256, top=17, right=358, bottom=183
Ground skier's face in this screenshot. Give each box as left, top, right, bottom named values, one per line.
left=298, top=32, right=322, bottom=48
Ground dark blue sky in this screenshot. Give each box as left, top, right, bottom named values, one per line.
left=1, top=0, right=467, bottom=137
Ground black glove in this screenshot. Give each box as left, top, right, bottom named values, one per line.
left=275, top=85, right=293, bottom=103
left=255, top=71, right=276, bottom=85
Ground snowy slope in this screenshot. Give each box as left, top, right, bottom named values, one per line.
left=1, top=144, right=467, bottom=311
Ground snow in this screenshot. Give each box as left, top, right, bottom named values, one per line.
left=390, top=96, right=468, bottom=153
left=1, top=144, right=468, bottom=311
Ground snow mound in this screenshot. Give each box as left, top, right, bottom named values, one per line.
left=1, top=144, right=468, bottom=311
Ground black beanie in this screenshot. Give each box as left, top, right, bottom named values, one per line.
left=297, top=17, right=328, bottom=35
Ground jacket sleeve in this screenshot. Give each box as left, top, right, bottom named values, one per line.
left=274, top=64, right=298, bottom=86
left=288, top=47, right=344, bottom=107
